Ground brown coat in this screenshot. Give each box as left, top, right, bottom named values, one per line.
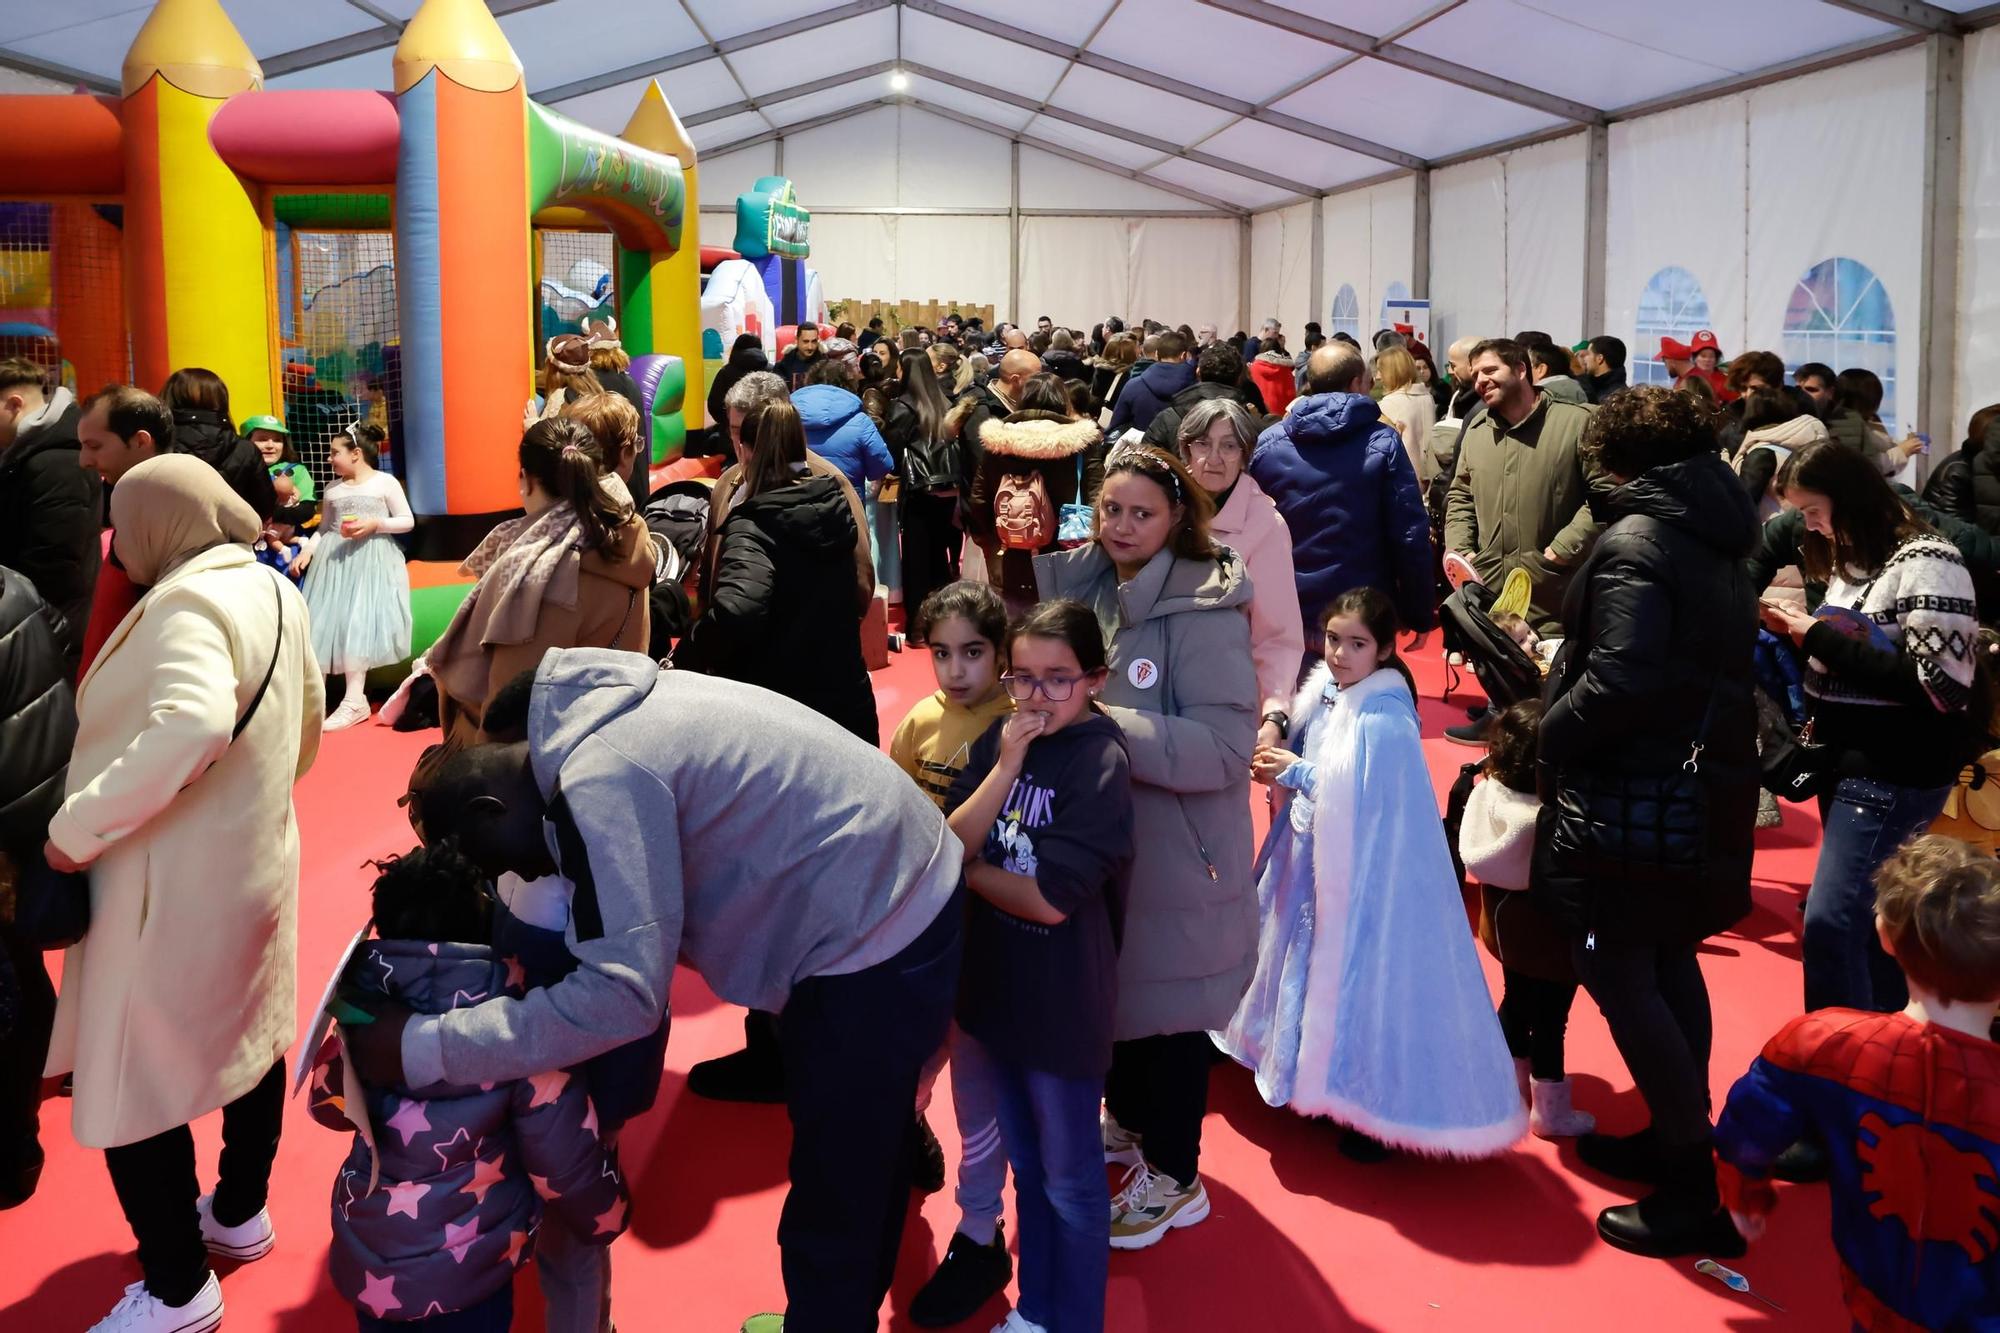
left=438, top=513, right=655, bottom=744
left=704, top=449, right=873, bottom=614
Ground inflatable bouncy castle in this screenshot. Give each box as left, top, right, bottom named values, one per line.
left=735, top=176, right=826, bottom=331
left=0, top=0, right=704, bottom=559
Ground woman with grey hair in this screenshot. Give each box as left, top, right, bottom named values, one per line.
left=1179, top=398, right=1304, bottom=748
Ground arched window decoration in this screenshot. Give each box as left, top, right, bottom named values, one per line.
left=1783, top=257, right=1896, bottom=426
left=1379, top=281, right=1410, bottom=336
left=1329, top=284, right=1361, bottom=341
left=1633, top=266, right=1711, bottom=387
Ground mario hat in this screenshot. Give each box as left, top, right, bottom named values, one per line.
left=242, top=413, right=288, bottom=435
left=1658, top=336, right=1694, bottom=361
left=1688, top=330, right=1721, bottom=356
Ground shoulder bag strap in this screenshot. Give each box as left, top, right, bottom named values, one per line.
left=233, top=572, right=285, bottom=741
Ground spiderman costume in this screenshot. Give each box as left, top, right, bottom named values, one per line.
left=1714, top=1009, right=2000, bottom=1331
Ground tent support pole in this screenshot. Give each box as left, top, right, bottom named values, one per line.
left=1919, top=31, right=1963, bottom=450
left=1009, top=140, right=1022, bottom=328
left=1412, top=169, right=1432, bottom=302
left=774, top=135, right=785, bottom=176
left=1583, top=123, right=1609, bottom=335
left=1309, top=194, right=1325, bottom=332
left=1239, top=216, right=1252, bottom=335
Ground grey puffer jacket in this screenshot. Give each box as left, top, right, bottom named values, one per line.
left=1035, top=543, right=1258, bottom=1039
left=309, top=940, right=626, bottom=1321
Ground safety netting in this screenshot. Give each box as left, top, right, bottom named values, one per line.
left=275, top=193, right=401, bottom=484
left=537, top=228, right=617, bottom=349
left=0, top=200, right=129, bottom=395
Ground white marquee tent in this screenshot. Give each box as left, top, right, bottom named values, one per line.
left=7, top=0, right=2000, bottom=438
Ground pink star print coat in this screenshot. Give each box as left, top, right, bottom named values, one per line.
left=309, top=939, right=628, bottom=1322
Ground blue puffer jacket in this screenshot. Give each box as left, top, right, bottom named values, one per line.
left=1107, top=360, right=1195, bottom=439
left=793, top=385, right=893, bottom=493
left=1248, top=392, right=1436, bottom=634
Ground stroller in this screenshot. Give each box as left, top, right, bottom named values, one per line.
left=642, top=477, right=714, bottom=656
left=1438, top=578, right=1543, bottom=711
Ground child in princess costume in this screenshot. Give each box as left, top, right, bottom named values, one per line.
left=1219, top=588, right=1525, bottom=1161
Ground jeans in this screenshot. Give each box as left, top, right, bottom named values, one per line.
left=866, top=494, right=902, bottom=597
left=1496, top=969, right=1579, bottom=1082
left=967, top=1034, right=1108, bottom=1333
left=358, top=1285, right=511, bottom=1331
left=1571, top=939, right=1713, bottom=1148
left=779, top=889, right=962, bottom=1333
left=103, top=1060, right=287, bottom=1306
left=1804, top=776, right=1951, bottom=1014
left=1102, top=1032, right=1214, bottom=1187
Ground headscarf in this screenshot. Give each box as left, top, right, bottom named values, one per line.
left=110, top=454, right=259, bottom=585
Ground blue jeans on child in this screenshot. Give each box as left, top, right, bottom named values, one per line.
left=1804, top=775, right=1951, bottom=1014
left=960, top=1033, right=1109, bottom=1333
left=358, top=1284, right=510, bottom=1331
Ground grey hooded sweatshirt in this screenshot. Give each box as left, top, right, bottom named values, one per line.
left=403, top=649, right=963, bottom=1090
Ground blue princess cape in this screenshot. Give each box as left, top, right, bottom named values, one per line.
left=1218, top=663, right=1526, bottom=1157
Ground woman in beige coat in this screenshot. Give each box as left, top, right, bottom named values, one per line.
left=43, top=454, right=321, bottom=1332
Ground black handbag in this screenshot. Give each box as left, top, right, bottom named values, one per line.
left=13, top=573, right=287, bottom=951
left=1760, top=716, right=1836, bottom=803
left=1547, top=687, right=1720, bottom=886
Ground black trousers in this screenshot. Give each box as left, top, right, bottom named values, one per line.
left=0, top=920, right=55, bottom=1191
left=779, top=891, right=961, bottom=1333
left=1103, top=1031, right=1214, bottom=1187
left=1496, top=969, right=1579, bottom=1082
left=897, top=489, right=960, bottom=629
left=1571, top=938, right=1713, bottom=1148
left=103, top=1060, right=287, bottom=1306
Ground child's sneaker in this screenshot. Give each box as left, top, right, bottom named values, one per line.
left=323, top=696, right=370, bottom=732
left=910, top=1224, right=1011, bottom=1328
left=196, top=1192, right=275, bottom=1262
left=1101, top=1111, right=1142, bottom=1167
left=739, top=1316, right=783, bottom=1333
left=1529, top=1078, right=1596, bottom=1138
left=88, top=1273, right=223, bottom=1333
left=991, top=1312, right=1048, bottom=1333
left=1108, top=1163, right=1209, bottom=1249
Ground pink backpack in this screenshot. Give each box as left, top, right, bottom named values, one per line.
left=994, top=469, right=1055, bottom=550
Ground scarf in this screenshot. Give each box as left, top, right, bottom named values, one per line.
left=426, top=503, right=587, bottom=704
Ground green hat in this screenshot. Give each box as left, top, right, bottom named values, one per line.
left=242, top=414, right=289, bottom=435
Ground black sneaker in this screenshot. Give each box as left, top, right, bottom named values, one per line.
left=1444, top=718, right=1492, bottom=747
left=1771, top=1137, right=1831, bottom=1183
left=908, top=1114, right=946, bottom=1195
left=909, top=1225, right=1012, bottom=1328
left=686, top=1046, right=786, bottom=1103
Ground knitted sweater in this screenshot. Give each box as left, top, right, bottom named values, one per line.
left=1803, top=532, right=1981, bottom=787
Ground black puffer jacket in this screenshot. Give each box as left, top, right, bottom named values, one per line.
left=168, top=408, right=277, bottom=521
left=0, top=391, right=100, bottom=673
left=1535, top=453, right=1759, bottom=948
left=0, top=567, right=77, bottom=862
left=1922, top=444, right=1976, bottom=527
left=1141, top=379, right=1249, bottom=452
left=674, top=474, right=878, bottom=745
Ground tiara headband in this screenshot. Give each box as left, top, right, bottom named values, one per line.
left=1105, top=442, right=1183, bottom=503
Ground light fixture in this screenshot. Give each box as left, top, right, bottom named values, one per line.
left=889, top=69, right=910, bottom=91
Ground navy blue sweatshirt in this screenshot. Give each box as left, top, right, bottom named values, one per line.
left=947, top=711, right=1134, bottom=1080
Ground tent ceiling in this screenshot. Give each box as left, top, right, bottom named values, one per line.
left=7, top=0, right=1999, bottom=208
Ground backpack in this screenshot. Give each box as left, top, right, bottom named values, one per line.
left=994, top=468, right=1055, bottom=550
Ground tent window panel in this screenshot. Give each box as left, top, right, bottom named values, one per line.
left=1783, top=257, right=1896, bottom=426
left=1633, top=265, right=1711, bottom=387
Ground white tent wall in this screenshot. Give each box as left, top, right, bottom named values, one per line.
left=1321, top=176, right=1418, bottom=339
left=688, top=110, right=1235, bottom=328
left=1428, top=156, right=1505, bottom=349
left=1958, top=28, right=2000, bottom=442
left=1425, top=135, right=1587, bottom=349
left=1248, top=202, right=1313, bottom=341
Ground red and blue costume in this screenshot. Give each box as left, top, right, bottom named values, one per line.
left=1714, top=1009, right=2000, bottom=1331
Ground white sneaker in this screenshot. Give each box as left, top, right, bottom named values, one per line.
left=1108, top=1163, right=1210, bottom=1250
left=1101, top=1111, right=1143, bottom=1168
left=991, top=1311, right=1048, bottom=1333
left=197, top=1192, right=275, bottom=1261
left=89, top=1273, right=223, bottom=1332
left=323, top=696, right=371, bottom=731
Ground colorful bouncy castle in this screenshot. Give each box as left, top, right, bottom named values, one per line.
left=0, top=0, right=704, bottom=556
left=734, top=176, right=826, bottom=332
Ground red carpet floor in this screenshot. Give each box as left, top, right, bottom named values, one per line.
left=0, top=643, right=1843, bottom=1330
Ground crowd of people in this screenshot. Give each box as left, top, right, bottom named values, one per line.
left=0, top=293, right=1996, bottom=1333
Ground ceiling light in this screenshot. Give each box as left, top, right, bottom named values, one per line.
left=889, top=70, right=910, bottom=91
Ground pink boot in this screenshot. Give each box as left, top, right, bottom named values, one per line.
left=1530, top=1077, right=1596, bottom=1138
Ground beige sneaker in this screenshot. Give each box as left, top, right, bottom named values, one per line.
left=1101, top=1111, right=1143, bottom=1168
left=1108, top=1162, right=1209, bottom=1250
